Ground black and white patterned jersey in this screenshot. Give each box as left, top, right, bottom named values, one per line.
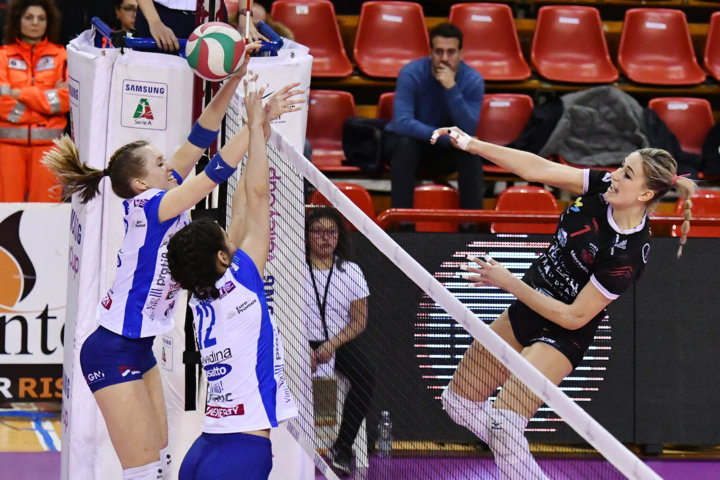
left=524, top=169, right=651, bottom=304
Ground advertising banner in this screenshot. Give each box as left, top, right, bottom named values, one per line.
left=0, top=203, right=70, bottom=400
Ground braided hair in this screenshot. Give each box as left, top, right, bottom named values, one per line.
left=167, top=219, right=228, bottom=300
left=638, top=148, right=697, bottom=258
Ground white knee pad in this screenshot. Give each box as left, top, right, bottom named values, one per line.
left=159, top=446, right=171, bottom=480
left=122, top=460, right=163, bottom=480
left=487, top=408, right=548, bottom=480
left=440, top=387, right=492, bottom=442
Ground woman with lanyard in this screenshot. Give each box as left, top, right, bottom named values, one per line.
left=304, top=206, right=375, bottom=476
left=432, top=126, right=696, bottom=479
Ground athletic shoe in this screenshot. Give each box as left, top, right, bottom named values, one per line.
left=328, top=443, right=352, bottom=476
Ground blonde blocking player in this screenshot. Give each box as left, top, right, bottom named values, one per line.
left=432, top=126, right=696, bottom=479
left=42, top=51, right=302, bottom=478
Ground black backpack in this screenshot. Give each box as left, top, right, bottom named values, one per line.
left=341, top=116, right=387, bottom=175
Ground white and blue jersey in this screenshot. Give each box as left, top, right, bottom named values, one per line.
left=190, top=249, right=298, bottom=434
left=97, top=188, right=190, bottom=339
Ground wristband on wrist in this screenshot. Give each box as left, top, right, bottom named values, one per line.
left=188, top=120, right=219, bottom=149
left=204, top=152, right=234, bottom=184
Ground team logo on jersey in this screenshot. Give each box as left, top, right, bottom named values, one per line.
left=235, top=298, right=257, bottom=314
left=85, top=370, right=105, bottom=385
left=206, top=403, right=244, bottom=419
left=608, top=266, right=633, bottom=279
left=118, top=366, right=141, bottom=377
left=642, top=243, right=651, bottom=264
left=614, top=239, right=627, bottom=250
left=201, top=348, right=232, bottom=366
left=581, top=249, right=596, bottom=265
left=218, top=281, right=235, bottom=299
left=602, top=172, right=612, bottom=183
left=101, top=293, right=112, bottom=310
left=205, top=363, right=232, bottom=381
left=557, top=228, right=567, bottom=247
left=570, top=197, right=584, bottom=212
left=36, top=55, right=55, bottom=72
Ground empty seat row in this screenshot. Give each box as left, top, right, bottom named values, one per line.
left=310, top=182, right=720, bottom=237
left=271, top=1, right=720, bottom=86
left=306, top=90, right=714, bottom=173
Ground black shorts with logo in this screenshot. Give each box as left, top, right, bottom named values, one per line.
left=507, top=300, right=603, bottom=369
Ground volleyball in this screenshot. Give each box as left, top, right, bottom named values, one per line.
left=185, top=22, right=246, bottom=81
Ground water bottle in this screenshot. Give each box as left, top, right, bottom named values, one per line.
left=377, top=410, right=393, bottom=458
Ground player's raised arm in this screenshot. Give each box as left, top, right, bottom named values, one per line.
left=432, top=126, right=586, bottom=196
left=167, top=42, right=262, bottom=179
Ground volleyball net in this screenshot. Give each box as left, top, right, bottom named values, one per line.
left=221, top=96, right=660, bottom=480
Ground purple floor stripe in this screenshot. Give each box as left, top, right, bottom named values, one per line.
left=5, top=451, right=719, bottom=479
left=1, top=452, right=60, bottom=480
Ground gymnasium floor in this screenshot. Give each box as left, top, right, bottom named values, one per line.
left=4, top=402, right=719, bottom=480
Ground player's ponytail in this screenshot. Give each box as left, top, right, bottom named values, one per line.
left=42, top=135, right=105, bottom=204
left=42, top=136, right=151, bottom=203
left=673, top=176, right=696, bottom=259
left=638, top=148, right=697, bottom=258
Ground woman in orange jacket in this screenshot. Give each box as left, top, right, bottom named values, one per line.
left=0, top=0, right=68, bottom=202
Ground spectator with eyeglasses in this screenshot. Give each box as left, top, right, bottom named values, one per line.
left=115, top=0, right=137, bottom=33
left=303, top=206, right=375, bottom=476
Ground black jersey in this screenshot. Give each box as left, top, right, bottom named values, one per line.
left=524, top=169, right=651, bottom=305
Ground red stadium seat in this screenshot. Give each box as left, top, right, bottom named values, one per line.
left=648, top=97, right=714, bottom=156
left=448, top=3, right=531, bottom=81
left=270, top=0, right=352, bottom=77
left=531, top=6, right=618, bottom=84
left=671, top=189, right=720, bottom=238
left=475, top=94, right=534, bottom=175
left=618, top=9, right=705, bottom=86
left=492, top=186, right=558, bottom=234
left=413, top=184, right=460, bottom=232
left=376, top=92, right=394, bottom=122
left=704, top=12, right=720, bottom=83
left=309, top=182, right=376, bottom=223
left=354, top=1, right=430, bottom=78
left=306, top=90, right=360, bottom=172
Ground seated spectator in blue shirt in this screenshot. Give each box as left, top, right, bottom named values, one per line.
left=385, top=23, right=485, bottom=220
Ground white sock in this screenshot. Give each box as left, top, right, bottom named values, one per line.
left=440, top=387, right=493, bottom=442
left=487, top=408, right=548, bottom=480
left=159, top=446, right=171, bottom=480
left=122, top=460, right=163, bottom=480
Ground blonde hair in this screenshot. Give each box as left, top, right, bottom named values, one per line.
left=42, top=135, right=150, bottom=203
left=637, top=148, right=697, bottom=258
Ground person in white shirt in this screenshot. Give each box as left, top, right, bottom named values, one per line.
left=41, top=55, right=301, bottom=479
left=303, top=206, right=375, bottom=476
left=167, top=75, right=301, bottom=480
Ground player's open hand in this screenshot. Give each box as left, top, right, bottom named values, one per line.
left=265, top=82, right=305, bottom=121
left=430, top=127, right=473, bottom=151
left=460, top=255, right=514, bottom=290
left=229, top=41, right=262, bottom=81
